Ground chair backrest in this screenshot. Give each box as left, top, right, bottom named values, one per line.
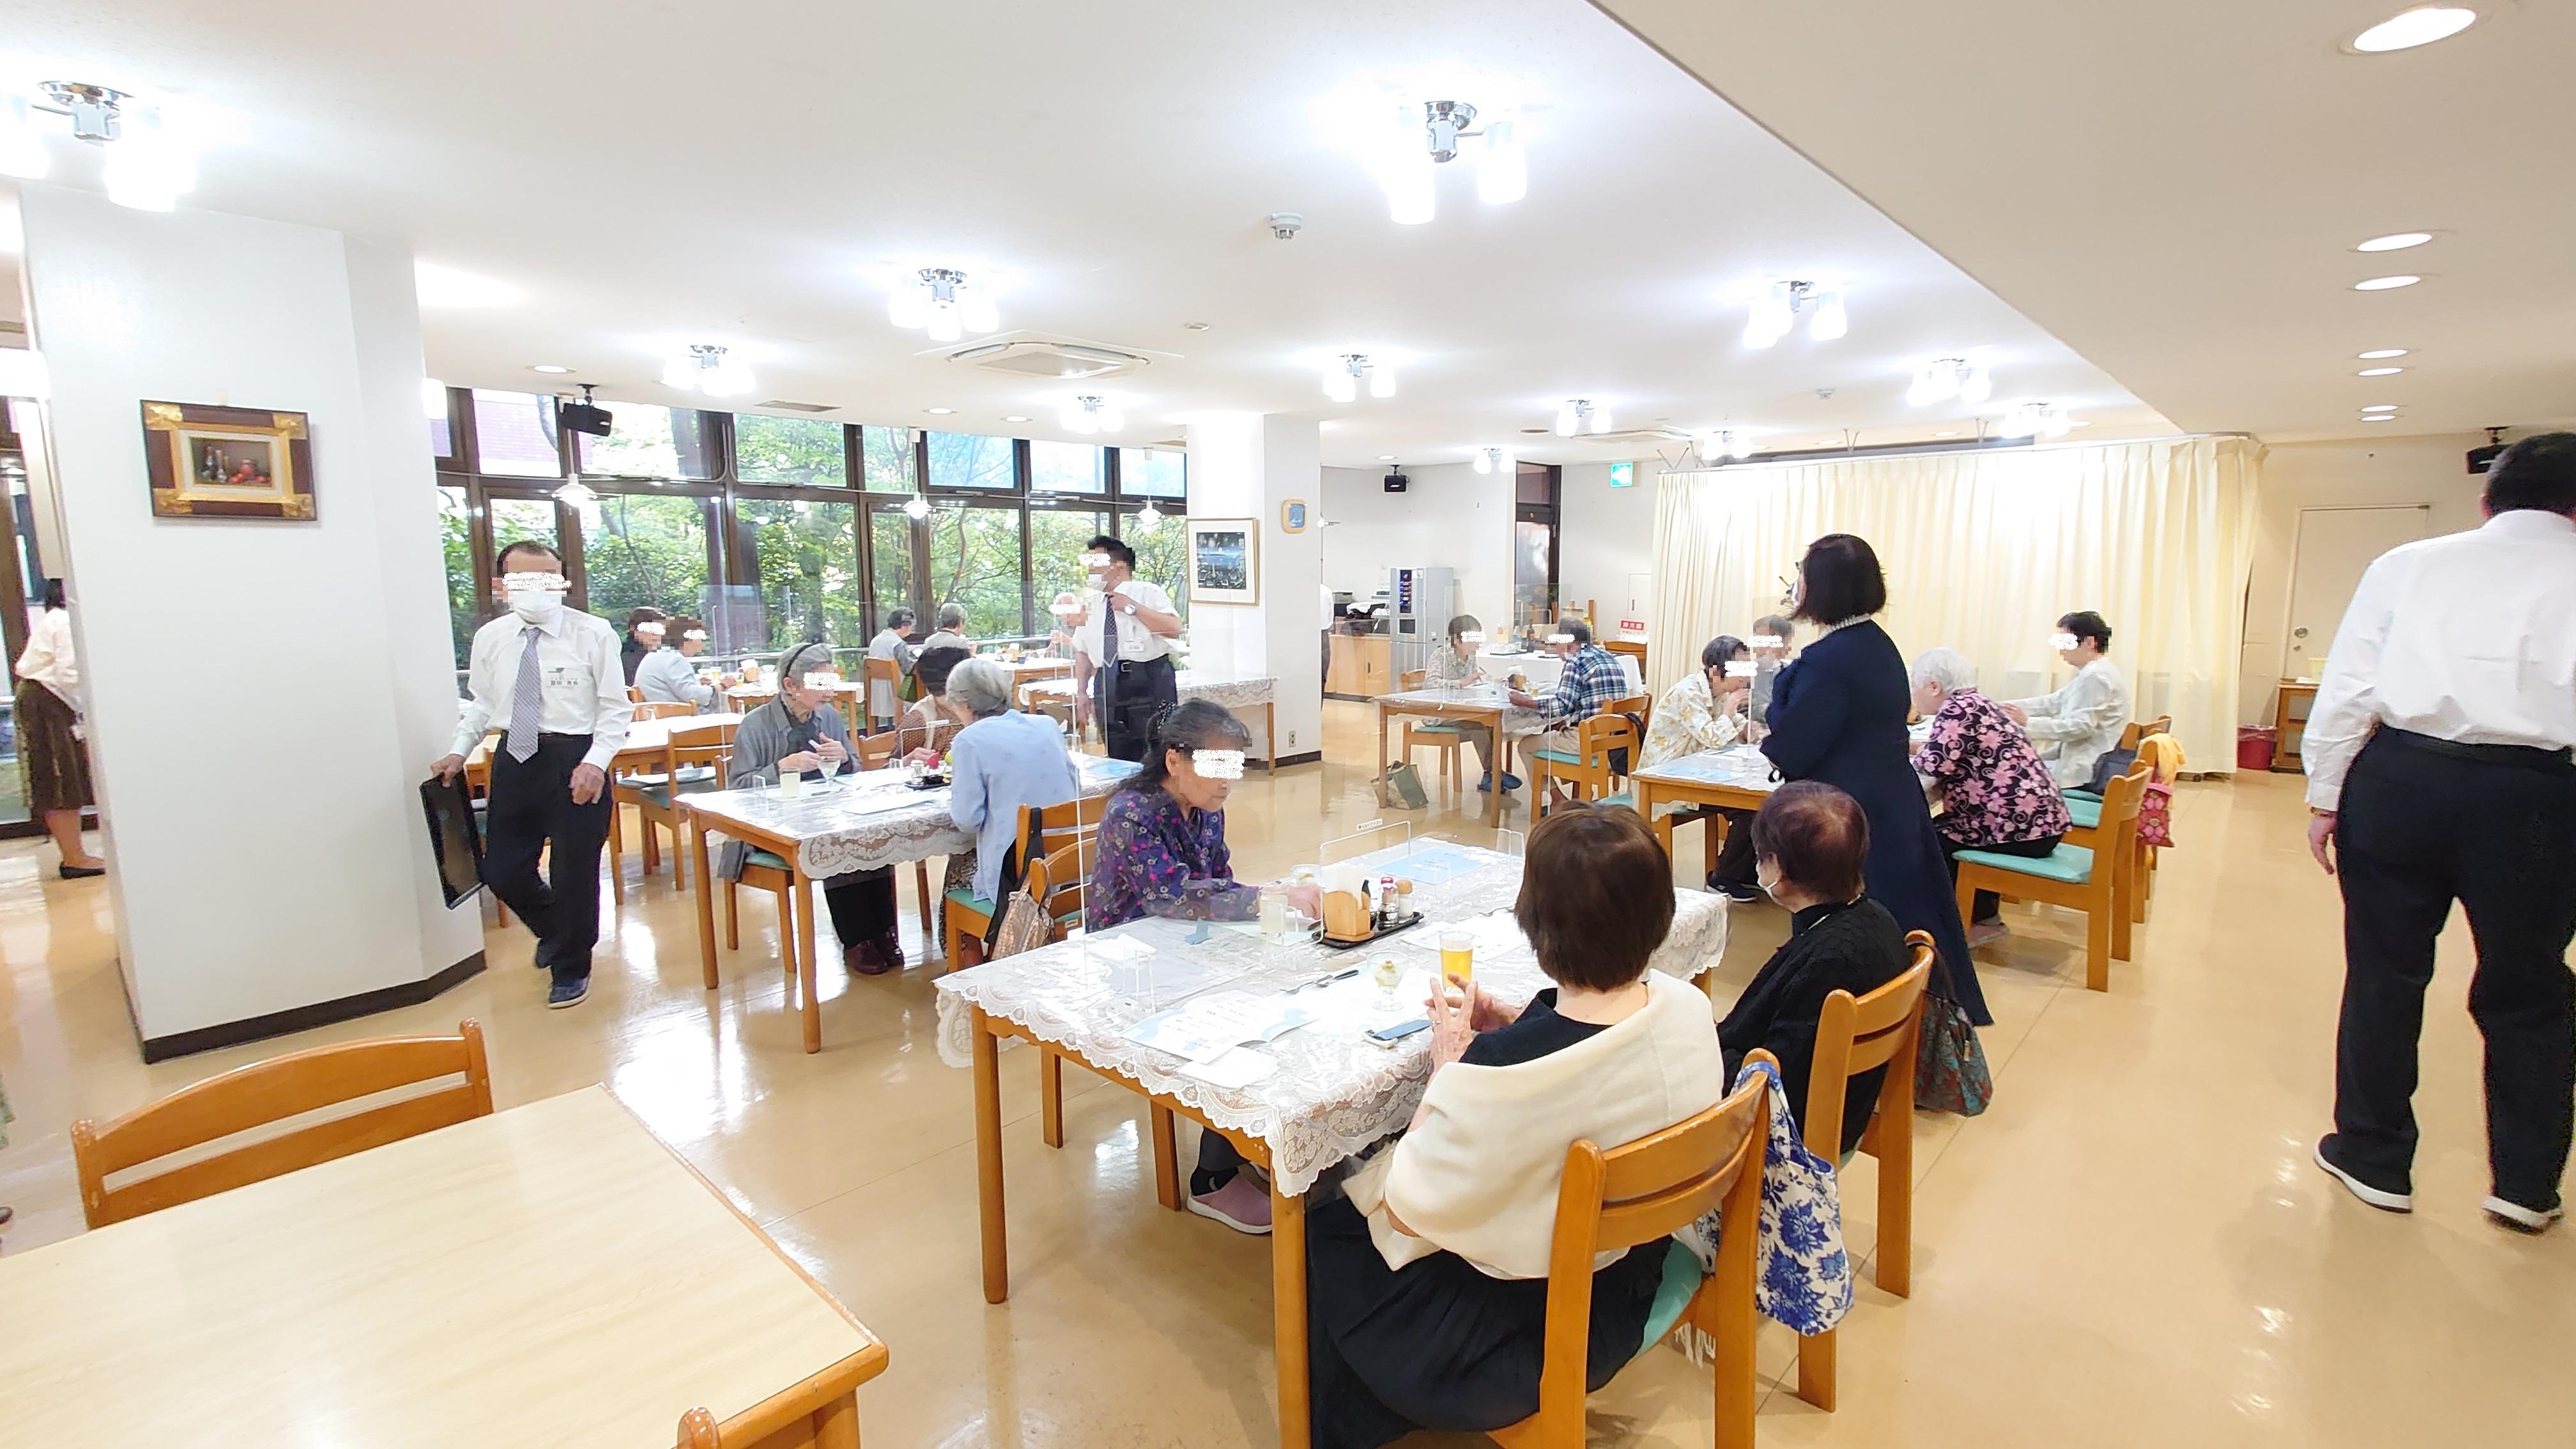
left=1607, top=691, right=1652, bottom=733
left=863, top=656, right=901, bottom=700
left=1037, top=836, right=1103, bottom=926
left=891, top=710, right=960, bottom=760
left=1554, top=712, right=1640, bottom=803
left=852, top=730, right=898, bottom=770
left=632, top=700, right=696, bottom=721
left=1798, top=930, right=1936, bottom=1161
left=1016, top=794, right=1110, bottom=866
left=1399, top=668, right=1427, bottom=691
left=2096, top=757, right=2149, bottom=848
left=627, top=685, right=645, bottom=703
left=1527, top=1071, right=1768, bottom=1432
left=71, top=1021, right=493, bottom=1229
left=667, top=721, right=734, bottom=784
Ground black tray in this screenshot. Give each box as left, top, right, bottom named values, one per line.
left=1319, top=910, right=1425, bottom=950
left=905, top=772, right=954, bottom=791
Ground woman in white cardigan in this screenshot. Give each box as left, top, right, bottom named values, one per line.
left=1305, top=805, right=1728, bottom=1449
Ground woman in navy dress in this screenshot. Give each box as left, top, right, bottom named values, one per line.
left=1759, top=534, right=1990, bottom=1025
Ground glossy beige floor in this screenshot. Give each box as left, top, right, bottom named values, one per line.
left=2, top=701, right=2568, bottom=1446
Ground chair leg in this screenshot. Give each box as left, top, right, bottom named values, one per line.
left=1954, top=871, right=1982, bottom=941
left=1876, top=1111, right=1915, bottom=1298
left=1796, top=1326, right=1836, bottom=1411
left=2084, top=897, right=2112, bottom=992
left=607, top=806, right=625, bottom=903
left=916, top=861, right=935, bottom=935
left=641, top=811, right=660, bottom=876
left=2132, top=838, right=2152, bottom=921
left=724, top=878, right=740, bottom=951
left=2110, top=848, right=2135, bottom=962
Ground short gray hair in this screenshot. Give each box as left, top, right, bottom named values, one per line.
left=935, top=602, right=969, bottom=631
left=1908, top=647, right=1976, bottom=694
left=948, top=657, right=1013, bottom=717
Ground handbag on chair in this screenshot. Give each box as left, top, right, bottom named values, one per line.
left=1912, top=994, right=1993, bottom=1117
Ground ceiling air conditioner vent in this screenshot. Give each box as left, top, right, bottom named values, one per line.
left=1582, top=426, right=1697, bottom=447
left=754, top=399, right=839, bottom=413
left=944, top=332, right=1158, bottom=381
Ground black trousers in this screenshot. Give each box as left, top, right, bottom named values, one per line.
left=1103, top=655, right=1179, bottom=763
left=2334, top=728, right=2576, bottom=1206
left=1940, top=831, right=2064, bottom=923
left=484, top=733, right=613, bottom=984
left=821, top=869, right=899, bottom=946
left=1703, top=807, right=1758, bottom=886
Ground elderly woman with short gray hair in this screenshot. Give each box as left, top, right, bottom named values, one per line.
left=919, top=601, right=974, bottom=654
left=1907, top=645, right=2073, bottom=944
left=946, top=657, right=1083, bottom=946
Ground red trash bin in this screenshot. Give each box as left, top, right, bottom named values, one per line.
left=2237, top=726, right=2277, bottom=772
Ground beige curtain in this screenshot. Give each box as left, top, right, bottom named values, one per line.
left=1648, top=436, right=2263, bottom=770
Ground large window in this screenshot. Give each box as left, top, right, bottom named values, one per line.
left=1122, top=509, right=1190, bottom=619
left=736, top=415, right=846, bottom=486
left=1031, top=441, right=1107, bottom=495
left=578, top=493, right=714, bottom=626
left=1119, top=445, right=1185, bottom=498
left=862, top=427, right=916, bottom=493
left=928, top=503, right=1027, bottom=636
left=735, top=496, right=861, bottom=648
left=868, top=507, right=914, bottom=628
left=1030, top=507, right=1110, bottom=615
left=440, top=486, right=479, bottom=666
left=472, top=390, right=563, bottom=477
left=926, top=431, right=1016, bottom=492
left=576, top=404, right=715, bottom=479
left=487, top=496, right=562, bottom=562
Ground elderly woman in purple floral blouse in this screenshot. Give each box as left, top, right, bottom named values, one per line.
left=1908, top=647, right=2073, bottom=947
left=1087, top=698, right=1320, bottom=1234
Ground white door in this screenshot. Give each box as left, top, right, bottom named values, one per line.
left=2285, top=505, right=2432, bottom=679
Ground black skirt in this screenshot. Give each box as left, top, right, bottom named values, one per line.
left=15, top=679, right=91, bottom=814
left=1303, top=1196, right=1666, bottom=1449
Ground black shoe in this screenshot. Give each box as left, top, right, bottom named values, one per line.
left=2483, top=1194, right=2564, bottom=1234
left=1707, top=875, right=1763, bottom=903
left=57, top=863, right=105, bottom=880
left=547, top=976, right=591, bottom=1009
left=2314, top=1134, right=2411, bottom=1213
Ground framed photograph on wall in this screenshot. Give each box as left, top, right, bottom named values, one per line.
left=1187, top=517, right=1259, bottom=604
left=141, top=401, right=318, bottom=520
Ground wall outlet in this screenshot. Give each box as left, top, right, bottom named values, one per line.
left=1287, top=729, right=1298, bottom=747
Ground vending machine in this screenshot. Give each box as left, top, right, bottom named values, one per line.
left=1386, top=566, right=1457, bottom=679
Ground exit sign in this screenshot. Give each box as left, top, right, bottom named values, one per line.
left=1609, top=462, right=1635, bottom=488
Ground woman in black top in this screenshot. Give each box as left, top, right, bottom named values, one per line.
left=1719, top=781, right=1910, bottom=1156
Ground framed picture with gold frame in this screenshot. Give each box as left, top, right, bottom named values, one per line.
left=141, top=401, right=317, bottom=520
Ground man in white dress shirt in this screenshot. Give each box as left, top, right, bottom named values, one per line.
left=433, top=540, right=633, bottom=1010
left=2304, top=433, right=2576, bottom=1234
left=2003, top=611, right=2131, bottom=788
left=1071, top=533, right=1182, bottom=761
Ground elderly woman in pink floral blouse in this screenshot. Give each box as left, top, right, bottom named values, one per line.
left=1908, top=647, right=2073, bottom=947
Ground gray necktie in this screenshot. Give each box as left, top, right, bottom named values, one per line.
left=506, top=626, right=542, bottom=762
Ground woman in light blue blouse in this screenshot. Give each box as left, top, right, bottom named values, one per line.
left=945, top=657, right=1082, bottom=908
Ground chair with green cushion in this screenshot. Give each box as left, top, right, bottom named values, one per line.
left=1397, top=669, right=1473, bottom=794
left=726, top=845, right=809, bottom=1013
left=1532, top=712, right=1641, bottom=820
left=943, top=795, right=1112, bottom=970
left=1955, top=767, right=2145, bottom=992
left=1482, top=1071, right=1768, bottom=1449
left=611, top=720, right=735, bottom=898
left=2062, top=758, right=2152, bottom=924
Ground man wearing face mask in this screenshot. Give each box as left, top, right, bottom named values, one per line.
left=1073, top=534, right=1183, bottom=762
left=434, top=540, right=633, bottom=1010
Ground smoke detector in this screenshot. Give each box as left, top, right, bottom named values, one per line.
left=1267, top=212, right=1305, bottom=240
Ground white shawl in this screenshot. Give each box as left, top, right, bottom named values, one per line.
left=1343, top=972, right=1725, bottom=1279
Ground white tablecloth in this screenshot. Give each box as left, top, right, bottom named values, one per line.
left=1477, top=650, right=1643, bottom=695
left=1020, top=670, right=1277, bottom=712
left=1378, top=684, right=1549, bottom=737
left=933, top=841, right=1730, bottom=1196
left=682, top=753, right=1135, bottom=878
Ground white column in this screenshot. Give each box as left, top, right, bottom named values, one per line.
left=1183, top=412, right=1322, bottom=760
left=17, top=185, right=481, bottom=1052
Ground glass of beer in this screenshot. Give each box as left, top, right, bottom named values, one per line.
left=1439, top=929, right=1475, bottom=986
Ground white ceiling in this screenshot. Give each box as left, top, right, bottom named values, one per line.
left=1, top=0, right=2170, bottom=468
left=1591, top=0, right=2576, bottom=444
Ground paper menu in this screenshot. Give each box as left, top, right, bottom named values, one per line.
left=1178, top=1046, right=1278, bottom=1089
left=1124, top=990, right=1317, bottom=1064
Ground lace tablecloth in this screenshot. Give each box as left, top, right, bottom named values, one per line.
left=934, top=841, right=1731, bottom=1196
left=1020, top=670, right=1277, bottom=712
left=1378, top=684, right=1550, bottom=739
left=684, top=753, right=1136, bottom=877
left=1632, top=743, right=1782, bottom=795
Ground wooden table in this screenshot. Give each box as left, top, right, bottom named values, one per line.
left=939, top=841, right=1731, bottom=1449
left=0, top=1086, right=886, bottom=1447
left=1374, top=685, right=1543, bottom=827
left=1022, top=670, right=1282, bottom=769
left=2272, top=680, right=2319, bottom=771
left=1629, top=745, right=1783, bottom=862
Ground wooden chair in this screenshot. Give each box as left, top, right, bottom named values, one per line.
left=626, top=685, right=645, bottom=703
left=70, top=1022, right=492, bottom=1229
left=1531, top=712, right=1641, bottom=818
left=1396, top=668, right=1476, bottom=793
left=862, top=656, right=901, bottom=728
left=2063, top=757, right=2154, bottom=923
left=1485, top=1070, right=1769, bottom=1449
left=631, top=700, right=698, bottom=721
left=675, top=1333, right=888, bottom=1448
left=1023, top=835, right=1104, bottom=1149
left=613, top=721, right=734, bottom=896
left=1955, top=765, right=2146, bottom=990
left=1784, top=931, right=1935, bottom=1411
left=944, top=794, right=1112, bottom=970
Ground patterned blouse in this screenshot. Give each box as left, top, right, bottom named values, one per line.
left=1910, top=687, right=2074, bottom=847
left=1085, top=783, right=1259, bottom=931
left=1640, top=671, right=1745, bottom=770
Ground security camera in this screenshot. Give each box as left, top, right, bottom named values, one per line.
left=1267, top=212, right=1305, bottom=240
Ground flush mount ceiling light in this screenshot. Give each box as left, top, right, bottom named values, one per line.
left=2361, top=413, right=2399, bottom=422
left=1322, top=354, right=1395, bottom=403
left=2358, top=366, right=2405, bottom=376
left=660, top=343, right=755, bottom=398
left=1742, top=280, right=1848, bottom=348
left=1554, top=399, right=1611, bottom=436
left=888, top=266, right=1000, bottom=344
left=1471, top=446, right=1517, bottom=474
left=553, top=478, right=599, bottom=509
left=925, top=407, right=956, bottom=415
left=2353, top=274, right=2421, bottom=291
left=1339, top=93, right=1528, bottom=225
left=0, top=82, right=199, bottom=210
left=903, top=491, right=931, bottom=519
left=2349, top=6, right=2479, bottom=53
left=1004, top=414, right=1031, bottom=422
left=2356, top=231, right=2434, bottom=252
left=1061, top=394, right=1124, bottom=434
left=530, top=363, right=572, bottom=374
left=1699, top=429, right=1754, bottom=462
left=2357, top=348, right=2410, bottom=359
left=1906, top=356, right=1993, bottom=407
left=2001, top=402, right=2074, bottom=440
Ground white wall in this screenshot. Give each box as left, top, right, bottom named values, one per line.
left=19, top=187, right=480, bottom=1043
left=2238, top=431, right=2488, bottom=723
left=1320, top=462, right=1515, bottom=628
left=1184, top=413, right=1324, bottom=756
left=1558, top=459, right=1660, bottom=632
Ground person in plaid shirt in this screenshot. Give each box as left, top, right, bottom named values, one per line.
left=1508, top=619, right=1629, bottom=724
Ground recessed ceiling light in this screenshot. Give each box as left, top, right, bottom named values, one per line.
left=2356, top=231, right=2434, bottom=252
left=2350, top=7, right=2479, bottom=54
left=1183, top=322, right=1212, bottom=331
left=530, top=364, right=572, bottom=374
left=2353, top=275, right=2421, bottom=291
left=1377, top=454, right=1396, bottom=461
left=2361, top=403, right=2400, bottom=411
left=2357, top=348, right=2410, bottom=359
left=926, top=407, right=955, bottom=415
left=1003, top=415, right=1031, bottom=423
left=2358, top=366, right=2405, bottom=376
left=2361, top=414, right=2398, bottom=423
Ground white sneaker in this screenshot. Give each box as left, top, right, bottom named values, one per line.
left=2482, top=1196, right=2564, bottom=1234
